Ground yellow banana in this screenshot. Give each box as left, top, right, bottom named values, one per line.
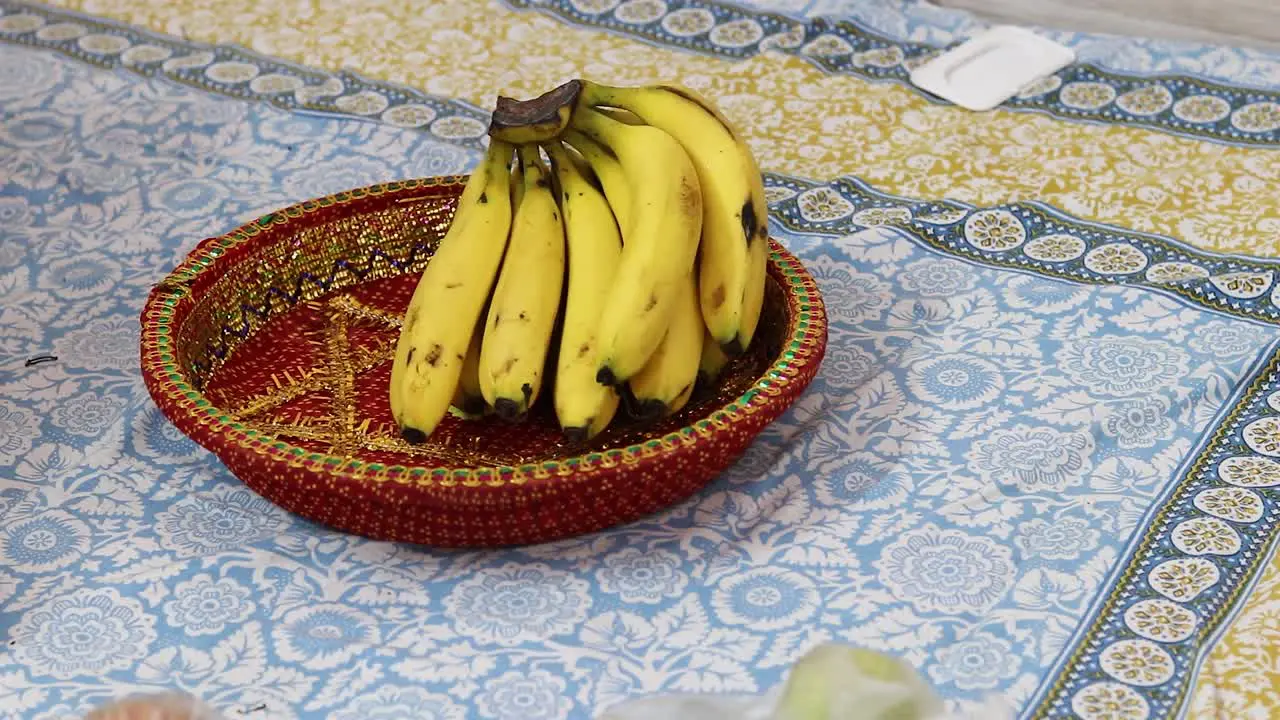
left=545, top=142, right=623, bottom=441
left=392, top=141, right=515, bottom=441
left=479, top=146, right=566, bottom=420
left=698, top=328, right=730, bottom=385
left=561, top=130, right=631, bottom=233
left=449, top=313, right=487, bottom=419
left=570, top=108, right=702, bottom=386
left=578, top=81, right=769, bottom=355
left=627, top=270, right=703, bottom=419
left=510, top=149, right=525, bottom=210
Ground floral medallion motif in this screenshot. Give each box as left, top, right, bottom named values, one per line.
left=816, top=450, right=913, bottom=511
left=272, top=604, right=381, bottom=670
left=896, top=257, right=976, bottom=297
left=967, top=425, right=1094, bottom=493
left=1243, top=417, right=1280, bottom=457
left=1024, top=233, right=1087, bottom=262
left=1193, top=487, right=1264, bottom=523
left=1084, top=243, right=1149, bottom=275
left=204, top=61, right=259, bottom=84
left=478, top=670, right=569, bottom=720
left=801, top=34, right=853, bottom=57
left=1172, top=95, right=1232, bottom=123
left=661, top=8, right=715, bottom=37
left=1099, top=639, right=1175, bottom=687
left=708, top=18, right=764, bottom=48
left=0, top=510, right=92, bottom=573
left=445, top=563, right=591, bottom=645
left=1071, top=681, right=1151, bottom=719
left=852, top=206, right=911, bottom=226
left=1059, top=336, right=1188, bottom=397
left=915, top=208, right=967, bottom=225
left=1171, top=516, right=1242, bottom=556
left=1016, top=74, right=1062, bottom=99
left=595, top=547, right=688, bottom=604
left=930, top=632, right=1020, bottom=690
left=1014, top=517, right=1100, bottom=561
left=1116, top=86, right=1173, bottom=116
left=613, top=0, right=667, bottom=24
left=11, top=587, right=157, bottom=679
left=334, top=90, right=391, bottom=116
left=1059, top=81, right=1118, bottom=110
left=796, top=186, right=854, bottom=222
left=906, top=353, right=1006, bottom=410
left=1145, top=261, right=1209, bottom=283
left=1217, top=455, right=1280, bottom=487
left=1231, top=101, right=1280, bottom=133
left=1101, top=396, right=1175, bottom=449
left=963, top=209, right=1026, bottom=251
left=162, top=573, right=255, bottom=636
left=1210, top=271, right=1274, bottom=299
left=711, top=567, right=821, bottom=631
left=1147, top=557, right=1221, bottom=602
left=876, top=525, right=1015, bottom=615
left=1123, top=598, right=1198, bottom=643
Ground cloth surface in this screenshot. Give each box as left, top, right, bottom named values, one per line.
left=3, top=0, right=1280, bottom=718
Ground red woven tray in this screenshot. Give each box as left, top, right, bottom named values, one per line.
left=139, top=177, right=827, bottom=547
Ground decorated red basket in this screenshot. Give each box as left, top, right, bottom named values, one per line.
left=139, top=177, right=827, bottom=547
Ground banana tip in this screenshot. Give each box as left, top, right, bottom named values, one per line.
left=596, top=366, right=619, bottom=387
left=633, top=399, right=668, bottom=422
left=720, top=336, right=746, bottom=357
left=457, top=396, right=487, bottom=417
left=562, top=426, right=589, bottom=444
left=493, top=398, right=524, bottom=422
left=400, top=427, right=427, bottom=445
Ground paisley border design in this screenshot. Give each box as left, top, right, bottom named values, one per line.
left=5, top=0, right=1280, bottom=152
left=500, top=0, right=1280, bottom=146
left=766, top=175, right=1280, bottom=326
left=8, top=6, right=1280, bottom=713
left=0, top=0, right=492, bottom=149
left=1031, top=346, right=1280, bottom=719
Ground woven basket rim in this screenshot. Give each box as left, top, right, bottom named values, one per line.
left=139, top=176, right=828, bottom=491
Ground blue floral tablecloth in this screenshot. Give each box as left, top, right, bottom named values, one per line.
left=5, top=0, right=1280, bottom=718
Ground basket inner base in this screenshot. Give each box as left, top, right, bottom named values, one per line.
left=201, top=271, right=782, bottom=469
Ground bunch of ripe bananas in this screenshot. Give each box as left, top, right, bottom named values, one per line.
left=390, top=79, right=770, bottom=443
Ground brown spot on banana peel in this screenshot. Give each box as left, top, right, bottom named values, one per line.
left=577, top=342, right=591, bottom=358
left=680, top=177, right=701, bottom=217
left=740, top=199, right=761, bottom=246
left=709, top=284, right=726, bottom=309
left=444, top=282, right=461, bottom=289
left=645, top=294, right=658, bottom=312
left=497, top=357, right=517, bottom=378
left=521, top=382, right=533, bottom=408
left=425, top=344, right=442, bottom=367
left=478, top=191, right=488, bottom=204
left=405, top=348, right=415, bottom=367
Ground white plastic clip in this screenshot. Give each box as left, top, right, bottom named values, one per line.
left=909, top=26, right=1076, bottom=112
